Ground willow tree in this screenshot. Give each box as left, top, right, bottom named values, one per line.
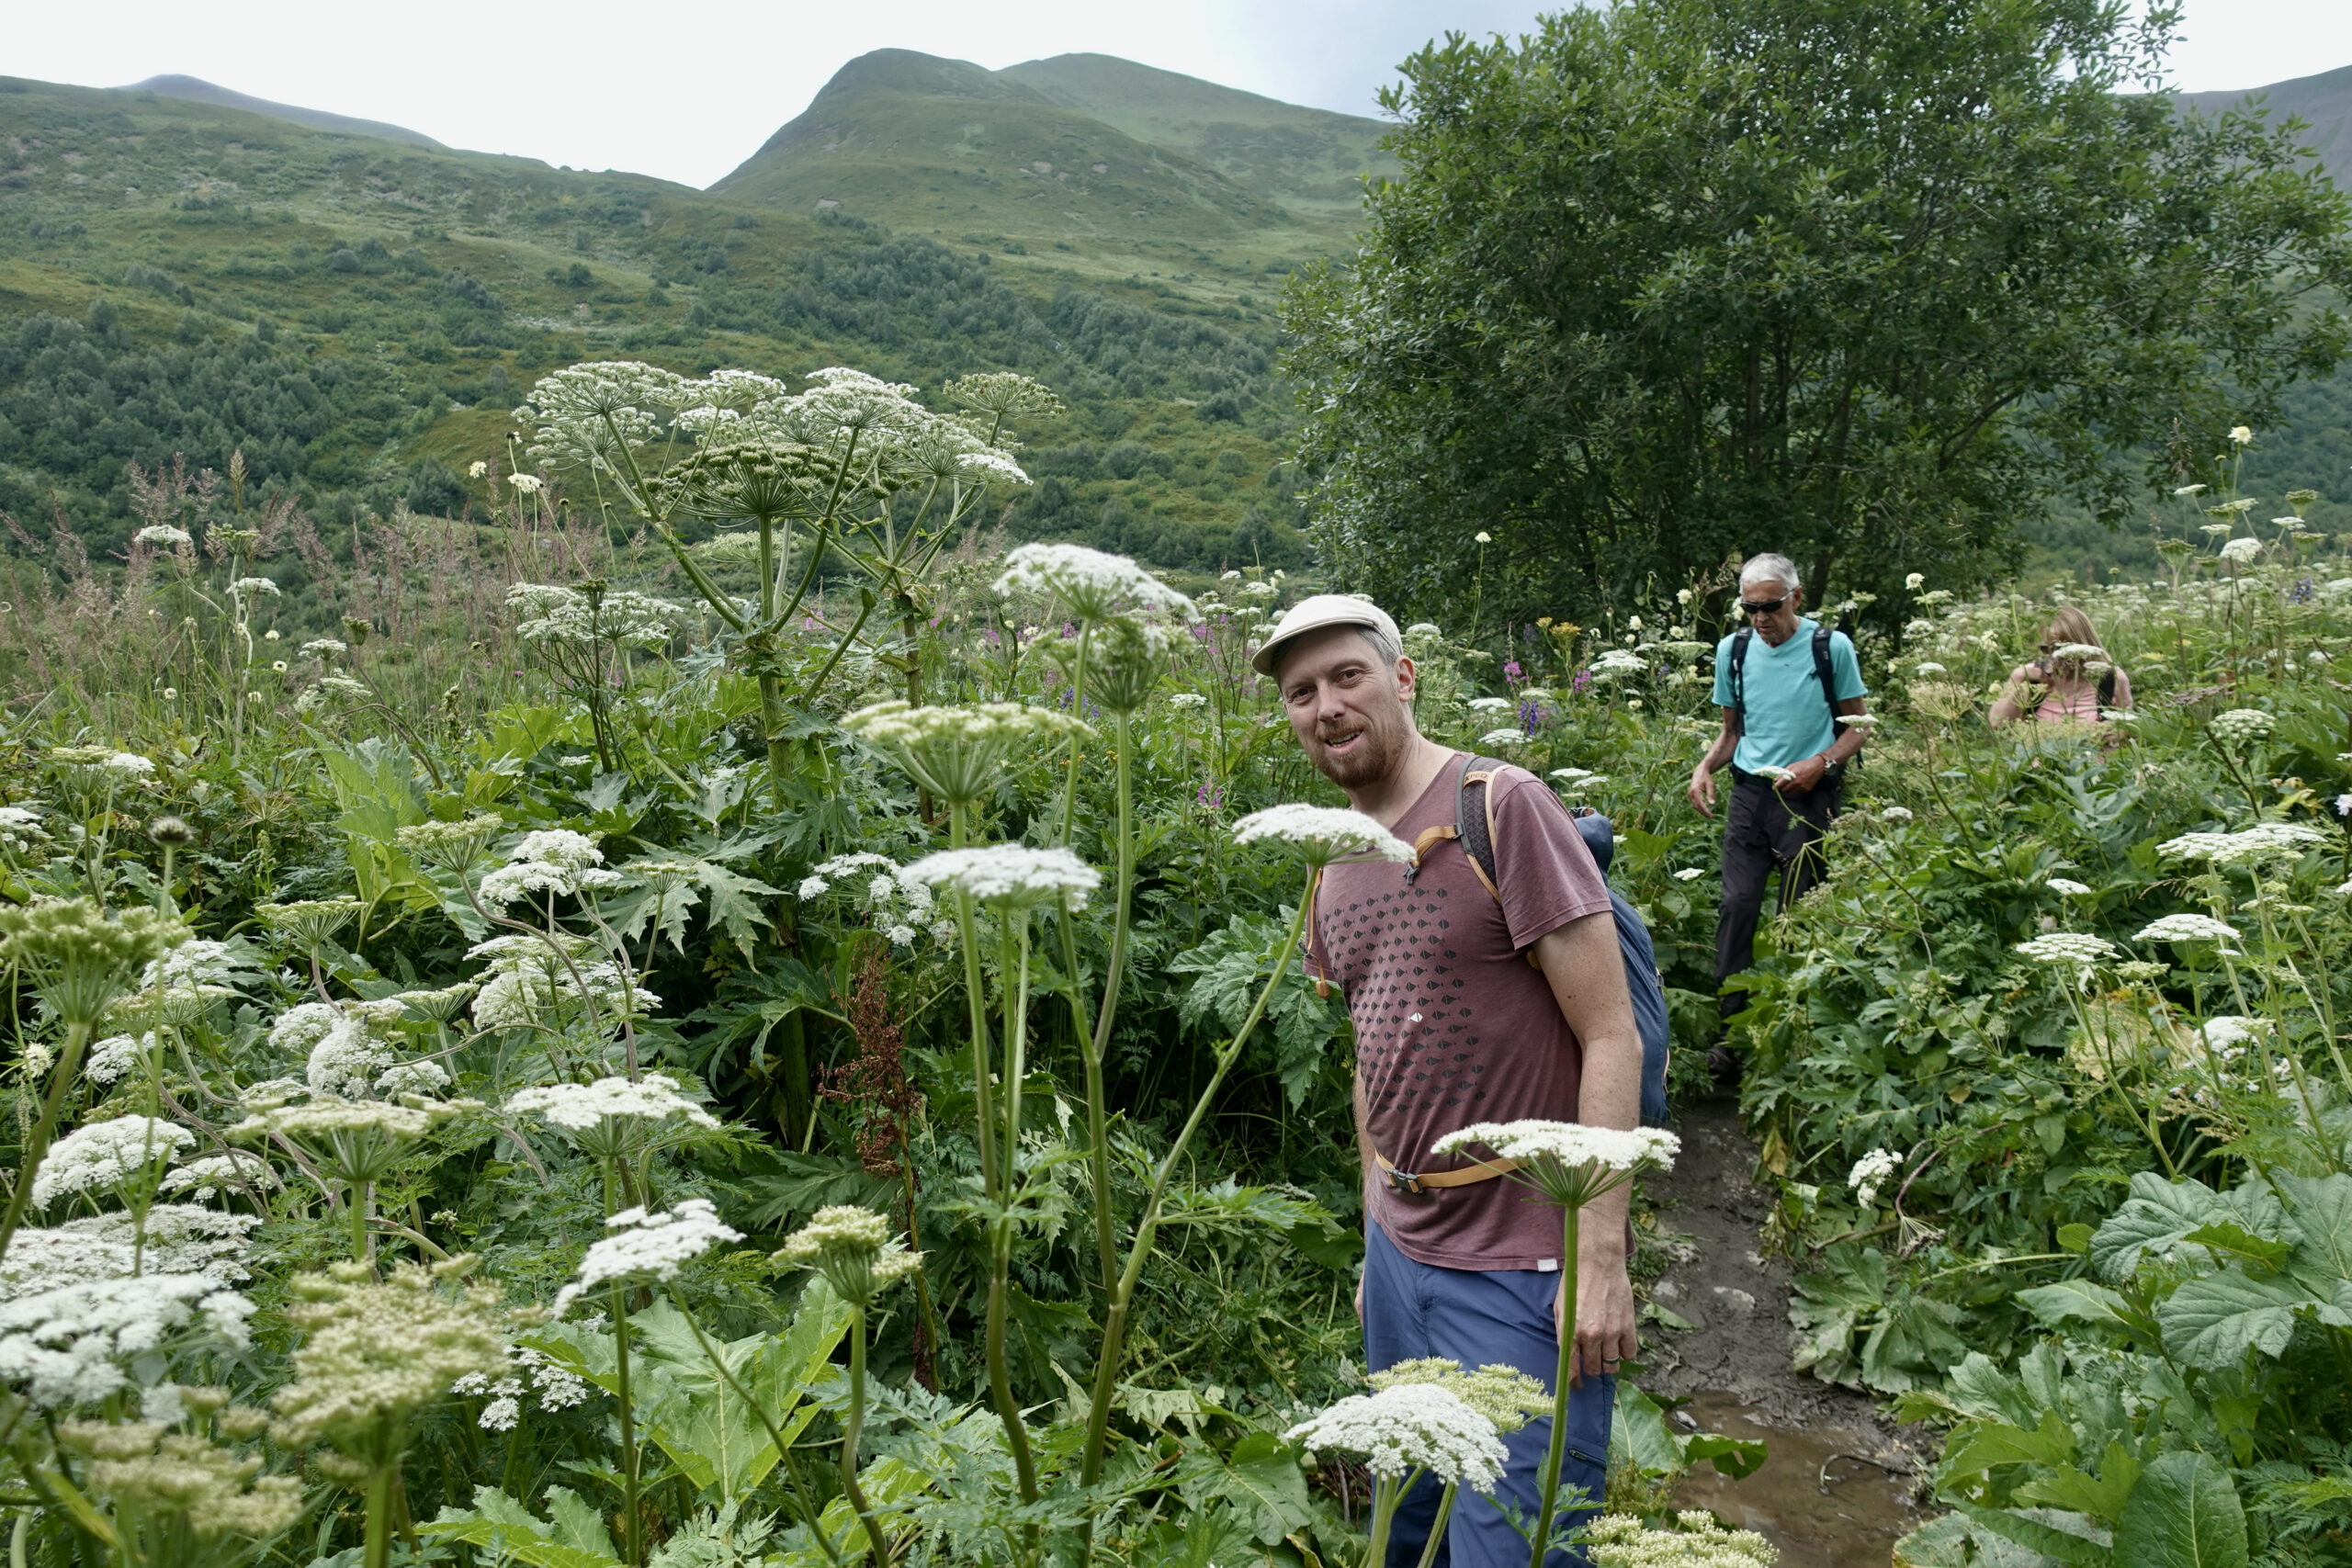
left=1285, top=0, right=2352, bottom=624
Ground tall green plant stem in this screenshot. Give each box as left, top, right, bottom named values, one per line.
left=0, top=1020, right=93, bottom=1269
left=945, top=807, right=1037, bottom=1509
left=1528, top=1202, right=1582, bottom=1568
left=840, top=1302, right=888, bottom=1565
left=1051, top=627, right=1094, bottom=847
left=982, top=911, right=1039, bottom=1510
left=349, top=1180, right=374, bottom=1269
left=1080, top=889, right=1309, bottom=1486
left=1058, top=709, right=1135, bottom=1301
left=363, top=1454, right=397, bottom=1568
left=1365, top=1472, right=1407, bottom=1568
left=2059, top=983, right=2177, bottom=1178
left=1415, top=1484, right=1458, bottom=1568
left=612, top=1282, right=642, bottom=1568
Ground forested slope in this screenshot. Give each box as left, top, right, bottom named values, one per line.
left=0, top=74, right=1312, bottom=573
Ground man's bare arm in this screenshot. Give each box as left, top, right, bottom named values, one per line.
left=1532, top=909, right=1644, bottom=1383
left=1687, top=708, right=1741, bottom=817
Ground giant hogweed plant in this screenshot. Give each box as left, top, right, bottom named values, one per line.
left=513, top=363, right=1057, bottom=807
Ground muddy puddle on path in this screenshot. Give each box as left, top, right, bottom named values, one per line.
left=1668, top=1392, right=1921, bottom=1567
left=1639, top=1094, right=1928, bottom=1565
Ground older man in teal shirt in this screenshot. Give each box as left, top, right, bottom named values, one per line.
left=1686, top=554, right=1869, bottom=1035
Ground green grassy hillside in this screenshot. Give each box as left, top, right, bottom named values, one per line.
left=708, top=49, right=1380, bottom=276
left=0, top=72, right=1322, bottom=578
left=996, top=53, right=1398, bottom=218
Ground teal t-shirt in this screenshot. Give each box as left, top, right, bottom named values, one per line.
left=1710, top=619, right=1867, bottom=774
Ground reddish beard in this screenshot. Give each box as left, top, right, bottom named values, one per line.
left=1307, top=703, right=1411, bottom=787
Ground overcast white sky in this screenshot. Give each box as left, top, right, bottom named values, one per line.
left=6, top=0, right=2349, bottom=190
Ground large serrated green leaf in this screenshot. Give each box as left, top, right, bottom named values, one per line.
left=2278, top=1173, right=2352, bottom=1290
left=1183, top=1431, right=1315, bottom=1547
left=2016, top=1280, right=2154, bottom=1341
left=422, top=1486, right=623, bottom=1568
left=2087, top=1176, right=2233, bottom=1282
left=2111, top=1451, right=2246, bottom=1568
left=1951, top=1504, right=2112, bottom=1566
left=1944, top=1409, right=2077, bottom=1478
left=2154, top=1269, right=2324, bottom=1370
left=2015, top=1445, right=2143, bottom=1525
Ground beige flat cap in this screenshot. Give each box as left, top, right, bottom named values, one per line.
left=1250, top=592, right=1403, bottom=676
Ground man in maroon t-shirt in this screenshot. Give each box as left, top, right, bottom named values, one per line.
left=1255, top=595, right=1644, bottom=1568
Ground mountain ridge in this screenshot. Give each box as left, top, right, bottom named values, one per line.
left=122, top=73, right=445, bottom=151
left=2178, top=62, right=2352, bottom=185
left=707, top=48, right=1392, bottom=260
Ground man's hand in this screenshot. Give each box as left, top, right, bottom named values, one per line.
left=1557, top=1231, right=1637, bottom=1386
left=1355, top=1274, right=1363, bottom=1323
left=1686, top=763, right=1717, bottom=817
left=1773, top=754, right=1827, bottom=795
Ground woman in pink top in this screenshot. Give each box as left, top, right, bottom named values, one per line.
left=1989, top=606, right=2133, bottom=728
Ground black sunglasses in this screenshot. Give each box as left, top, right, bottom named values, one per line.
left=1738, top=595, right=1789, bottom=617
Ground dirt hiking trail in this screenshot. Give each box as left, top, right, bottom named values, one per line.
left=1641, top=1094, right=1931, bottom=1566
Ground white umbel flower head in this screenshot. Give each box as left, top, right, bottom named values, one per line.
left=2209, top=708, right=2276, bottom=747
left=0, top=1274, right=254, bottom=1406
left=503, top=1073, right=720, bottom=1160
left=553, top=1199, right=742, bottom=1316
left=1232, top=804, right=1416, bottom=869
left=2015, top=932, right=2118, bottom=990
left=1366, top=1359, right=1550, bottom=1435
left=773, top=1205, right=924, bottom=1305
left=32, top=1116, right=198, bottom=1206
left=1430, top=1120, right=1678, bottom=1211
left=1847, top=1148, right=1901, bottom=1208
left=842, top=700, right=1092, bottom=808
left=478, top=829, right=622, bottom=907
left=900, top=846, right=1101, bottom=911
left=2157, top=823, right=2327, bottom=866
left=1578, top=1513, right=1778, bottom=1567
left=1285, top=1383, right=1508, bottom=1491
left=2045, top=878, right=2093, bottom=897
left=993, top=543, right=1196, bottom=623
left=4, top=1207, right=260, bottom=1298
left=2136, top=913, right=2245, bottom=947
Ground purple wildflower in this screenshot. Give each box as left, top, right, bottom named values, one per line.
left=1504, top=660, right=1524, bottom=685
left=1573, top=670, right=1593, bottom=694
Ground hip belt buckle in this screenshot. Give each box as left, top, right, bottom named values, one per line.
left=1385, top=1166, right=1430, bottom=1198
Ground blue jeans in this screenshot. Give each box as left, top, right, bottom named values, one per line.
left=1362, top=1221, right=1613, bottom=1568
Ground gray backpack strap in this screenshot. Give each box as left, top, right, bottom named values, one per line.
left=1455, top=756, right=1504, bottom=903
left=1728, top=626, right=1754, bottom=715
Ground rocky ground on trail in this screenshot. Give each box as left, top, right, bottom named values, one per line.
left=1638, top=1094, right=1934, bottom=1566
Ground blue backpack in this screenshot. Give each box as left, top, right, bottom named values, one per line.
left=1435, top=755, right=1673, bottom=1127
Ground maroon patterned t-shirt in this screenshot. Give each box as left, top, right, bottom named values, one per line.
left=1306, top=757, right=1614, bottom=1271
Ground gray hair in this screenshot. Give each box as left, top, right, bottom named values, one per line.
left=1739, top=553, right=1802, bottom=593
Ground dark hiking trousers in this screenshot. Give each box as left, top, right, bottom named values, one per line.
left=1713, top=767, right=1841, bottom=1018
